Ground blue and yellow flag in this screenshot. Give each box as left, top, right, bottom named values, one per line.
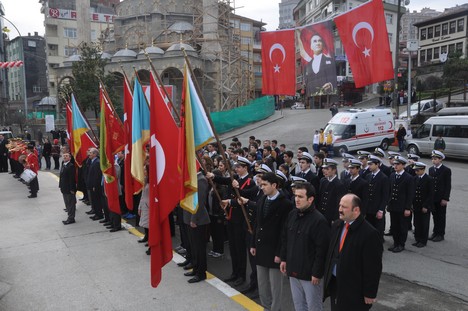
left=71, top=94, right=90, bottom=160
left=131, top=79, right=150, bottom=187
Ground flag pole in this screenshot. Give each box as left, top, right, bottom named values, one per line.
left=182, top=49, right=253, bottom=234
left=97, top=77, right=124, bottom=129
left=120, top=64, right=134, bottom=94
left=143, top=51, right=181, bottom=124
left=133, top=67, right=150, bottom=109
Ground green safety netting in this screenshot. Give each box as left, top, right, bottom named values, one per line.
left=211, top=96, right=275, bottom=134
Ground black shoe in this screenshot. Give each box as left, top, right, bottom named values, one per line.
left=183, top=264, right=194, bottom=271
left=110, top=228, right=122, bottom=232
left=90, top=215, right=104, bottom=221
left=240, top=285, right=257, bottom=294
left=105, top=226, right=114, bottom=229
left=145, top=243, right=148, bottom=247
left=188, top=276, right=205, bottom=283
left=223, top=275, right=238, bottom=283
left=384, top=232, right=392, bottom=236
left=432, top=235, right=444, bottom=242
left=392, top=245, right=405, bottom=253
left=412, top=242, right=419, bottom=247
left=146, top=249, right=151, bottom=255
left=388, top=245, right=396, bottom=252
left=138, top=238, right=148, bottom=244
left=85, top=210, right=95, bottom=215
left=28, top=194, right=37, bottom=198
left=177, top=260, right=191, bottom=267
left=63, top=209, right=67, bottom=212
left=184, top=271, right=196, bottom=277
left=233, top=277, right=245, bottom=287
left=428, top=234, right=436, bottom=241
left=103, top=222, right=111, bottom=226
left=99, top=219, right=107, bottom=223
left=62, top=220, right=76, bottom=225
left=416, top=242, right=426, bottom=248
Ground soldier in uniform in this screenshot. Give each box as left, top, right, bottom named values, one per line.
left=357, top=151, right=372, bottom=179
left=339, top=153, right=355, bottom=184
left=317, top=158, right=347, bottom=225
left=346, top=159, right=368, bottom=209
left=365, top=155, right=389, bottom=241
left=387, top=151, right=401, bottom=175
left=373, top=148, right=391, bottom=177
left=406, top=154, right=420, bottom=176
left=387, top=156, right=415, bottom=253
left=428, top=150, right=451, bottom=242
left=412, top=162, right=434, bottom=248
left=295, top=152, right=320, bottom=193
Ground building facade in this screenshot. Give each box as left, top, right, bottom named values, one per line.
left=0, top=2, right=8, bottom=123
left=279, top=0, right=300, bottom=29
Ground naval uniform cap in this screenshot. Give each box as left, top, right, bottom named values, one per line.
left=357, top=150, right=371, bottom=159
left=291, top=175, right=307, bottom=187
left=431, top=150, right=445, bottom=160
left=393, top=156, right=408, bottom=165
left=388, top=151, right=401, bottom=159
left=413, top=162, right=426, bottom=170
left=341, top=152, right=355, bottom=162
left=373, top=148, right=386, bottom=158
left=299, top=151, right=313, bottom=163
left=348, top=159, right=362, bottom=168
left=235, top=156, right=251, bottom=167
left=275, top=170, right=288, bottom=182
left=368, top=155, right=381, bottom=164
left=256, top=163, right=272, bottom=174
left=322, top=158, right=339, bottom=168
left=407, top=153, right=420, bottom=161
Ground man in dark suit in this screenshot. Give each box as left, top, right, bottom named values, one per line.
left=373, top=148, right=391, bottom=177
left=365, top=156, right=389, bottom=241
left=317, top=158, right=346, bottom=225
left=339, top=153, right=354, bottom=185
left=346, top=159, right=368, bottom=209
left=183, top=172, right=211, bottom=283
left=412, top=162, right=434, bottom=247
left=387, top=156, right=415, bottom=253
left=86, top=148, right=103, bottom=220
left=428, top=150, right=451, bottom=242
left=296, top=152, right=320, bottom=193
left=0, top=134, right=9, bottom=172
left=59, top=152, right=77, bottom=224
left=323, top=194, right=383, bottom=311
left=250, top=172, right=293, bottom=311
left=357, top=151, right=372, bottom=180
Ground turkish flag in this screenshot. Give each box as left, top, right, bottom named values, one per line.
left=334, top=0, right=394, bottom=88
left=148, top=71, right=181, bottom=288
left=261, top=30, right=296, bottom=95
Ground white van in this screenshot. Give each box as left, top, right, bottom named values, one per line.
left=406, top=116, right=468, bottom=159
left=324, top=108, right=395, bottom=155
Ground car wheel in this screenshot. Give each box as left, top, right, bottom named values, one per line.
left=380, top=139, right=389, bottom=150
left=338, top=146, right=348, bottom=156
left=407, top=144, right=419, bottom=155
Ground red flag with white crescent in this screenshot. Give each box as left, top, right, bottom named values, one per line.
left=261, top=29, right=296, bottom=96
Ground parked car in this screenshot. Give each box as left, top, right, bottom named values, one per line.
left=290, top=102, right=305, bottom=109
left=399, top=99, right=444, bottom=119
left=0, top=130, right=13, bottom=139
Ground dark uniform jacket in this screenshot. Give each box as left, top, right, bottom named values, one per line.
left=379, top=163, right=391, bottom=177
left=412, top=174, right=434, bottom=212
left=251, top=192, right=293, bottom=268
left=360, top=167, right=372, bottom=180
left=86, top=158, right=102, bottom=191
left=339, top=170, right=351, bottom=185
left=365, top=171, right=389, bottom=215
left=428, top=165, right=451, bottom=203
left=323, top=216, right=383, bottom=311
left=59, top=161, right=76, bottom=194
left=295, top=169, right=320, bottom=194
left=280, top=206, right=330, bottom=281
left=317, top=176, right=346, bottom=223
left=347, top=176, right=368, bottom=213
left=387, top=171, right=415, bottom=212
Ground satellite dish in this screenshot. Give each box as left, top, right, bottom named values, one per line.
left=404, top=0, right=410, bottom=5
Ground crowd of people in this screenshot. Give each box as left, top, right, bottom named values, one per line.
left=0, top=131, right=452, bottom=311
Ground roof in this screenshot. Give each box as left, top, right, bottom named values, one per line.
left=113, top=48, right=137, bottom=58
left=166, top=43, right=195, bottom=52
left=414, top=7, right=468, bottom=27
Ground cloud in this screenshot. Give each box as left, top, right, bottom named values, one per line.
left=234, top=0, right=280, bottom=31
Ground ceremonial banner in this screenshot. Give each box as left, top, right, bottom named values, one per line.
left=334, top=0, right=393, bottom=87
left=261, top=29, right=296, bottom=95
left=297, top=20, right=337, bottom=96
left=71, top=94, right=91, bottom=160
left=123, top=76, right=138, bottom=210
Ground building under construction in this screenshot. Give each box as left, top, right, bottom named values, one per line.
left=41, top=0, right=265, bottom=111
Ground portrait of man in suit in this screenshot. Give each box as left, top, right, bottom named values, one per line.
left=297, top=21, right=337, bottom=97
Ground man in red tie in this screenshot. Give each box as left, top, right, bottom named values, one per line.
left=323, top=194, right=383, bottom=311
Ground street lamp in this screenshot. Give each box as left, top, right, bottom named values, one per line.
left=393, top=0, right=410, bottom=117
left=406, top=40, right=419, bottom=119
left=0, top=15, right=28, bottom=118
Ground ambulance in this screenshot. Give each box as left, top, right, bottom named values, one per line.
left=324, top=108, right=395, bottom=155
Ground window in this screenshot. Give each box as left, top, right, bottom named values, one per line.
left=449, top=21, right=456, bottom=34
left=435, top=25, right=441, bottom=37
left=91, top=30, right=97, bottom=42
left=434, top=47, right=440, bottom=59
left=449, top=44, right=455, bottom=54
left=458, top=19, right=464, bottom=32
left=386, top=13, right=393, bottom=24
left=434, top=125, right=458, bottom=138
left=241, top=37, right=251, bottom=45
left=33, top=86, right=42, bottom=93
left=64, top=46, right=78, bottom=57
left=230, top=19, right=239, bottom=29
left=415, top=124, right=431, bottom=138
left=420, top=28, right=426, bottom=40
left=420, top=49, right=426, bottom=63
left=28, top=40, right=37, bottom=47
left=456, top=42, right=463, bottom=54
left=441, top=45, right=447, bottom=54
left=427, top=27, right=433, bottom=39
left=442, top=23, right=448, bottom=35
left=64, top=27, right=77, bottom=38
left=427, top=48, right=432, bottom=61
left=240, top=23, right=251, bottom=32
left=388, top=33, right=393, bottom=44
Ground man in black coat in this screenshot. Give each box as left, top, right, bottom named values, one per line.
left=59, top=152, right=77, bottom=224
left=387, top=156, right=415, bottom=253
left=323, top=194, right=383, bottom=311
left=0, top=134, right=8, bottom=172
left=365, top=156, right=389, bottom=241
left=317, top=158, right=346, bottom=225
left=86, top=148, right=103, bottom=220
left=357, top=151, right=372, bottom=180
left=280, top=182, right=330, bottom=311
left=373, top=148, right=391, bottom=177
left=412, top=162, right=434, bottom=247
left=428, top=150, right=451, bottom=242
left=295, top=152, right=320, bottom=193
left=250, top=172, right=293, bottom=311
left=346, top=159, right=368, bottom=209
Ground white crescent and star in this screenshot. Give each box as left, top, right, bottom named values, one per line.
left=352, top=22, right=374, bottom=58
left=269, top=43, right=286, bottom=73
left=150, top=134, right=166, bottom=185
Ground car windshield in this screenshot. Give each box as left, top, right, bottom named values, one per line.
left=324, top=124, right=348, bottom=136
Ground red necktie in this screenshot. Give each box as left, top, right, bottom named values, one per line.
left=339, top=223, right=350, bottom=252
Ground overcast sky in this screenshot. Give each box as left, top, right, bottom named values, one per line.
left=0, top=0, right=465, bottom=36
